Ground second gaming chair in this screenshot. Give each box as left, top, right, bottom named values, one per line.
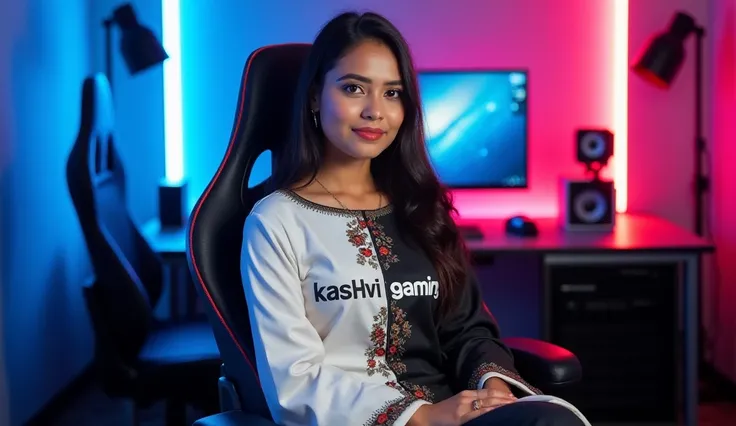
left=67, top=73, right=221, bottom=424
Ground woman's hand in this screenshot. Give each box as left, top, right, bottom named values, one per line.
left=483, top=377, right=513, bottom=395
left=408, top=389, right=517, bottom=426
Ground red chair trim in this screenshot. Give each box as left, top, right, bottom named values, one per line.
left=188, top=43, right=304, bottom=385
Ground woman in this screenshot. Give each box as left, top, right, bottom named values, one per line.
left=241, top=11, right=589, bottom=426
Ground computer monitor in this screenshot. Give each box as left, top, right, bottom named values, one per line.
left=418, top=69, right=529, bottom=188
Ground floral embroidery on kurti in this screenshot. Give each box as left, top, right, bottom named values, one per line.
left=386, top=380, right=435, bottom=403
left=363, top=395, right=418, bottom=426
left=368, top=219, right=399, bottom=270
left=387, top=302, right=411, bottom=374
left=347, top=217, right=401, bottom=270
left=366, top=307, right=392, bottom=377
left=347, top=218, right=380, bottom=269
left=469, top=362, right=542, bottom=395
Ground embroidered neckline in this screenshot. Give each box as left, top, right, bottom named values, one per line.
left=278, top=189, right=393, bottom=218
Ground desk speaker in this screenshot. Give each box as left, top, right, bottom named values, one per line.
left=159, top=179, right=188, bottom=228
left=559, top=178, right=615, bottom=232
left=577, top=129, right=614, bottom=171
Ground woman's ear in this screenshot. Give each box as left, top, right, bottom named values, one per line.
left=309, top=87, right=320, bottom=111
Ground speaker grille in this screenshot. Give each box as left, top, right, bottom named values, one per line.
left=565, top=180, right=615, bottom=226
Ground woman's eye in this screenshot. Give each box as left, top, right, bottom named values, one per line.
left=386, top=89, right=402, bottom=98
left=343, top=84, right=363, bottom=94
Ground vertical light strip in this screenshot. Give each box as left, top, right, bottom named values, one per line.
left=162, top=0, right=184, bottom=182
left=612, top=0, right=629, bottom=212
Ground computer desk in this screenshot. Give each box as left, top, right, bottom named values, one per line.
left=142, top=212, right=713, bottom=426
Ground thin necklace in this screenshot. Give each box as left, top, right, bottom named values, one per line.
left=314, top=177, right=382, bottom=212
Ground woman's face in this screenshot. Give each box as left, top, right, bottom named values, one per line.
left=313, top=40, right=405, bottom=161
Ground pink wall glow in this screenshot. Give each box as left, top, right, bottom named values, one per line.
left=402, top=0, right=620, bottom=219
left=710, top=0, right=736, bottom=383
left=404, top=0, right=619, bottom=219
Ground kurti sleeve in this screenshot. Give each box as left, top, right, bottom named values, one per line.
left=241, top=212, right=430, bottom=426
left=437, top=267, right=542, bottom=396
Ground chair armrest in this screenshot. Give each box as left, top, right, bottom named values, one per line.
left=502, top=337, right=582, bottom=390
left=193, top=410, right=277, bottom=426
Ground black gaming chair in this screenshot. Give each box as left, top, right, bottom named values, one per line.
left=67, top=74, right=221, bottom=425
left=187, top=44, right=582, bottom=426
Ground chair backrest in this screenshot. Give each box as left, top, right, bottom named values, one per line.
left=67, top=74, right=163, bottom=364
left=187, top=44, right=311, bottom=418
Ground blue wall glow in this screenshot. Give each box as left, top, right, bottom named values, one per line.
left=0, top=1, right=94, bottom=424
left=0, top=1, right=165, bottom=423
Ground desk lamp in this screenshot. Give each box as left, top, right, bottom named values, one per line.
left=632, top=11, right=708, bottom=237
left=103, top=3, right=168, bottom=92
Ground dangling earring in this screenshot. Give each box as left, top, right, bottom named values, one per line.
left=311, top=109, right=319, bottom=129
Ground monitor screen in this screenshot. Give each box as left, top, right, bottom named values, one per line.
left=418, top=69, right=528, bottom=188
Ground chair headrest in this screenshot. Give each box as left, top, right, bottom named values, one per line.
left=187, top=43, right=312, bottom=417
left=233, top=43, right=312, bottom=204
left=72, top=74, right=115, bottom=182
left=80, top=73, right=115, bottom=141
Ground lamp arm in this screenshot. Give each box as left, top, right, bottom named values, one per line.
left=694, top=26, right=707, bottom=237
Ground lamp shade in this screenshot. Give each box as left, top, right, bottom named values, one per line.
left=113, top=4, right=169, bottom=75
left=632, top=12, right=698, bottom=88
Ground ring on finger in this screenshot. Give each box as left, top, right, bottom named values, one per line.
left=471, top=399, right=482, bottom=411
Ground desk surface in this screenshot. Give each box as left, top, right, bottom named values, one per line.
left=143, top=220, right=188, bottom=258
left=459, top=213, right=714, bottom=254
left=142, top=212, right=714, bottom=257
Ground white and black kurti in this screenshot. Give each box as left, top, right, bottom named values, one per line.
left=241, top=190, right=581, bottom=426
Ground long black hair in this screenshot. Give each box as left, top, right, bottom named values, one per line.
left=270, top=11, right=468, bottom=317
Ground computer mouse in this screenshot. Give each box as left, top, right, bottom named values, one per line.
left=505, top=215, right=539, bottom=237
